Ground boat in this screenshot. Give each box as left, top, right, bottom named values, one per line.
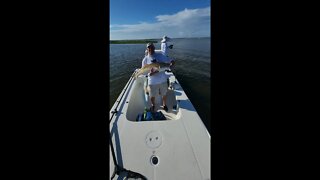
left=109, top=68, right=211, bottom=179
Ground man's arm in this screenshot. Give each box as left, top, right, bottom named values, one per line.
left=141, top=57, right=146, bottom=68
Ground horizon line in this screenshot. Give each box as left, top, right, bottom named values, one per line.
left=110, top=36, right=210, bottom=41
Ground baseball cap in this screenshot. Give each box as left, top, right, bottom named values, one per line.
left=146, top=42, right=154, bottom=48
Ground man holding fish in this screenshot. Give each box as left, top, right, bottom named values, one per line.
left=139, top=42, right=175, bottom=112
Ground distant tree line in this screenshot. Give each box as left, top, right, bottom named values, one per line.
left=110, top=39, right=158, bottom=44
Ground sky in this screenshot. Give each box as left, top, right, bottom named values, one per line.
left=110, top=0, right=211, bottom=40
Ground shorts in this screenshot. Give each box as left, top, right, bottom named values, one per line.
left=147, top=82, right=168, bottom=97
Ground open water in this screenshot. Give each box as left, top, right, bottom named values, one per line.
left=110, top=37, right=211, bottom=133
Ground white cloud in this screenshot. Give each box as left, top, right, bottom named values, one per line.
left=110, top=6, right=210, bottom=40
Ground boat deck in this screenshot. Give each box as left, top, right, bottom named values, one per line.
left=109, top=70, right=210, bottom=180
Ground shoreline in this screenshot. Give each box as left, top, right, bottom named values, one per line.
left=110, top=39, right=158, bottom=44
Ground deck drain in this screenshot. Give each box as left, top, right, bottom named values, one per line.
left=150, top=155, right=159, bottom=166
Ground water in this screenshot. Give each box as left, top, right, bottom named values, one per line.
left=110, top=37, right=211, bottom=134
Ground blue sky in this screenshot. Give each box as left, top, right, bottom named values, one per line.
left=110, top=0, right=211, bottom=40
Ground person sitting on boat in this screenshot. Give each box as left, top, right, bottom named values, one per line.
left=160, top=35, right=173, bottom=57
left=142, top=43, right=175, bottom=112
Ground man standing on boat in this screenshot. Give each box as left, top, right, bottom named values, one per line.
left=142, top=42, right=175, bottom=112
left=144, top=35, right=173, bottom=56
left=160, top=35, right=173, bottom=57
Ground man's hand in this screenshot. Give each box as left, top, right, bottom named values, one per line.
left=149, top=68, right=159, bottom=76
left=169, top=61, right=175, bottom=69
left=149, top=70, right=159, bottom=76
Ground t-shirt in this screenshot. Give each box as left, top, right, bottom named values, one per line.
left=141, top=52, right=172, bottom=85
left=147, top=70, right=169, bottom=85
left=141, top=52, right=172, bottom=67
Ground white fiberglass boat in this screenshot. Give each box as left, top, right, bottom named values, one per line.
left=109, top=68, right=211, bottom=180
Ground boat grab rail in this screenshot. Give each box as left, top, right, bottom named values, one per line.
left=109, top=69, right=147, bottom=180
left=109, top=70, right=136, bottom=122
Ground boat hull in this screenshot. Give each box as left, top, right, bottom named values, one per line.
left=109, top=70, right=211, bottom=179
